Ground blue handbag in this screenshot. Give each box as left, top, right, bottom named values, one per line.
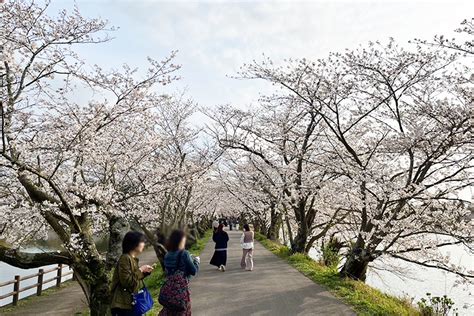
left=132, top=281, right=154, bottom=315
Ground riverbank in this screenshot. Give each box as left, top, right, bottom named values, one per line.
left=0, top=280, right=78, bottom=314
left=0, top=251, right=156, bottom=316
left=0, top=262, right=74, bottom=307
left=255, top=233, right=420, bottom=316
left=0, top=231, right=212, bottom=316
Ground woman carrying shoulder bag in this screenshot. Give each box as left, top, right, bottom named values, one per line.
left=159, top=230, right=200, bottom=316
left=110, top=231, right=154, bottom=316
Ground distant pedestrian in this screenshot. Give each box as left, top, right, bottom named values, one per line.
left=159, top=230, right=200, bottom=316
left=111, top=231, right=154, bottom=316
left=212, top=220, right=219, bottom=233
left=210, top=224, right=229, bottom=271
left=240, top=224, right=254, bottom=271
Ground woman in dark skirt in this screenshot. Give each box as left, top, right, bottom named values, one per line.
left=210, top=224, right=229, bottom=271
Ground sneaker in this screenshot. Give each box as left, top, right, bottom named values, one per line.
left=220, top=265, right=226, bottom=272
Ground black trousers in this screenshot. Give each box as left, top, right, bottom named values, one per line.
left=111, top=308, right=134, bottom=316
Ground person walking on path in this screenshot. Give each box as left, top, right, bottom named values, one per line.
left=110, top=231, right=154, bottom=316
left=159, top=230, right=200, bottom=316
left=240, top=224, right=254, bottom=271
left=210, top=224, right=229, bottom=271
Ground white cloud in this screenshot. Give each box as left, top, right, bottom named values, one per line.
left=52, top=0, right=474, bottom=110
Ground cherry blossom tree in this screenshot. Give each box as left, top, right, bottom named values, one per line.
left=122, top=95, right=220, bottom=266
left=0, top=1, right=181, bottom=313
left=236, top=39, right=473, bottom=282
left=217, top=155, right=280, bottom=237
left=416, top=17, right=473, bottom=55
left=208, top=94, right=348, bottom=252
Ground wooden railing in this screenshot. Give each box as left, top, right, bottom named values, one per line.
left=0, top=264, right=73, bottom=306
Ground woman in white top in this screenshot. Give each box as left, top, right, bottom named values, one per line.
left=240, top=224, right=254, bottom=271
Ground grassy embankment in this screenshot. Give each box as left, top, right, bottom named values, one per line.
left=144, top=230, right=212, bottom=314
left=255, top=232, right=420, bottom=316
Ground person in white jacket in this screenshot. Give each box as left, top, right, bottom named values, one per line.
left=240, top=224, right=254, bottom=271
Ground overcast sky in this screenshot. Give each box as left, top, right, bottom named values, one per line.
left=49, top=0, right=473, bottom=109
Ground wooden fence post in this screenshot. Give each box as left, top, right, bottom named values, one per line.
left=56, top=264, right=62, bottom=287
left=12, top=275, right=20, bottom=306
left=37, top=268, right=44, bottom=296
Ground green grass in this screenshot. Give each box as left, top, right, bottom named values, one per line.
left=144, top=230, right=212, bottom=314
left=255, top=233, right=420, bottom=316
left=188, top=230, right=213, bottom=256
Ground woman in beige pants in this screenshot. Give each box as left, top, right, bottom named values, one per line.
left=240, top=224, right=254, bottom=271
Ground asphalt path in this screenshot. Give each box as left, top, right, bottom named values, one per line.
left=190, top=230, right=355, bottom=316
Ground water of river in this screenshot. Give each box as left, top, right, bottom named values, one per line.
left=0, top=248, right=73, bottom=307
left=308, top=243, right=473, bottom=315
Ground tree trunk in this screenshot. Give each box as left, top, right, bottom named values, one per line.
left=0, top=245, right=72, bottom=268
left=105, top=216, right=130, bottom=270
left=340, top=238, right=371, bottom=281
left=281, top=219, right=288, bottom=245
left=152, top=242, right=167, bottom=269
left=340, top=251, right=370, bottom=281
left=73, top=251, right=112, bottom=315
left=291, top=232, right=307, bottom=253
left=196, top=217, right=210, bottom=236
left=89, top=277, right=112, bottom=316
left=266, top=208, right=282, bottom=241
left=252, top=220, right=262, bottom=234
left=291, top=218, right=308, bottom=253
left=284, top=216, right=294, bottom=246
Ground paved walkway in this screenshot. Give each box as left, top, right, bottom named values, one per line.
left=4, top=232, right=354, bottom=315
left=3, top=249, right=157, bottom=316
left=190, top=230, right=355, bottom=316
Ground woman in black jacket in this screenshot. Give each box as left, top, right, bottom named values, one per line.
left=210, top=224, right=229, bottom=271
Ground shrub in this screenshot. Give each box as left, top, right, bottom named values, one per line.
left=417, top=293, right=458, bottom=316
left=321, top=237, right=344, bottom=268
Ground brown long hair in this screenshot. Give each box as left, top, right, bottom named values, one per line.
left=217, top=224, right=224, bottom=233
